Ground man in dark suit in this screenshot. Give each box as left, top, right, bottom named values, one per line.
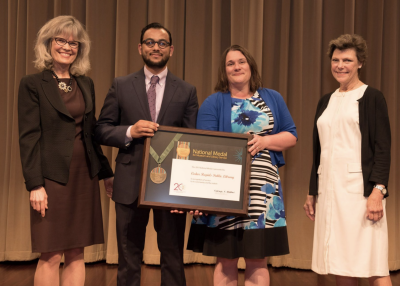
left=95, top=23, right=198, bottom=286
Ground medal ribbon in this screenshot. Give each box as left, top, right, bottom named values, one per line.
left=149, top=133, right=183, bottom=164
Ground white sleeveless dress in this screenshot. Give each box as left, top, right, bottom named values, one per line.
left=312, top=85, right=389, bottom=277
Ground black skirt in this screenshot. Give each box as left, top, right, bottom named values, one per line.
left=187, top=224, right=289, bottom=259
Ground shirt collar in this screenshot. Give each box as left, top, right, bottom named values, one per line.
left=144, top=66, right=168, bottom=87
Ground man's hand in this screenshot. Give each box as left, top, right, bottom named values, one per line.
left=130, top=120, right=159, bottom=138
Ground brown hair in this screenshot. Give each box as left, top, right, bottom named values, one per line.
left=214, top=45, right=262, bottom=93
left=327, top=34, right=367, bottom=75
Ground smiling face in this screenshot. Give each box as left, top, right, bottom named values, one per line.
left=225, top=50, right=251, bottom=88
left=50, top=34, right=78, bottom=72
left=331, top=48, right=361, bottom=88
left=138, top=28, right=174, bottom=73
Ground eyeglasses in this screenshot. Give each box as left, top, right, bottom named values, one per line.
left=54, top=37, right=80, bottom=49
left=142, top=39, right=170, bottom=49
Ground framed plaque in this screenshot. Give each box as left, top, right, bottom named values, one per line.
left=138, top=126, right=252, bottom=216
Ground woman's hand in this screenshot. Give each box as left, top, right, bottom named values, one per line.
left=366, top=188, right=384, bottom=222
left=248, top=134, right=269, bottom=156
left=30, top=186, right=48, bottom=217
left=303, top=195, right=316, bottom=221
left=247, top=132, right=297, bottom=156
left=104, top=177, right=114, bottom=198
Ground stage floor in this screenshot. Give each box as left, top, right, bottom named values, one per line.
left=1, top=260, right=400, bottom=286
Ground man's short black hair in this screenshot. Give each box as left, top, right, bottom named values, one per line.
left=140, top=22, right=172, bottom=45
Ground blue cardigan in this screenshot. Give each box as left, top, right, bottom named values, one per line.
left=197, top=88, right=297, bottom=167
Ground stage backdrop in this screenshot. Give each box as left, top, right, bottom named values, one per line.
left=1, top=0, right=399, bottom=270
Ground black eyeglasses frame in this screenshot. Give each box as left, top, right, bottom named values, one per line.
left=141, top=39, right=171, bottom=49
left=54, top=37, right=80, bottom=49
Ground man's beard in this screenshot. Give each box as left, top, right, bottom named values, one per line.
left=142, top=54, right=170, bottom=69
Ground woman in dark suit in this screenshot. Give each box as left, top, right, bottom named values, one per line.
left=18, top=15, right=113, bottom=286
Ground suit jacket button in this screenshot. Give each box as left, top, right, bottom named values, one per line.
left=88, top=149, right=91, bottom=154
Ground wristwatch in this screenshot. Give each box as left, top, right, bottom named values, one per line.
left=373, top=184, right=387, bottom=196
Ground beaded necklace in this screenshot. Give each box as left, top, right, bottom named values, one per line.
left=51, top=70, right=73, bottom=92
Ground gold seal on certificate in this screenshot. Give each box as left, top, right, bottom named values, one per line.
left=150, top=166, right=167, bottom=184
left=176, top=142, right=190, bottom=159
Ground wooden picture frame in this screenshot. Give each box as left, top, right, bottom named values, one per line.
left=138, top=126, right=252, bottom=216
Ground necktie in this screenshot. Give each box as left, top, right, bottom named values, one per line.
left=147, top=75, right=159, bottom=122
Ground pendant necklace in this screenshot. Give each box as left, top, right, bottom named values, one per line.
left=51, top=70, right=73, bottom=92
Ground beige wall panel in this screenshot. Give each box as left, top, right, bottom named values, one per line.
left=0, top=0, right=9, bottom=261
left=230, top=0, right=264, bottom=73
left=209, top=0, right=232, bottom=96
left=163, top=0, right=185, bottom=78
left=184, top=0, right=214, bottom=101
left=379, top=0, right=400, bottom=270
left=3, top=0, right=39, bottom=262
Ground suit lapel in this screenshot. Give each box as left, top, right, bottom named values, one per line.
left=75, top=76, right=93, bottom=114
left=158, top=72, right=178, bottom=124
left=41, top=70, right=73, bottom=119
left=132, top=69, right=152, bottom=121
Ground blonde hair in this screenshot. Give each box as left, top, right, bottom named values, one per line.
left=33, top=15, right=91, bottom=76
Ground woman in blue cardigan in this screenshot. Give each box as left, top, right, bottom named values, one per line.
left=187, top=45, right=297, bottom=286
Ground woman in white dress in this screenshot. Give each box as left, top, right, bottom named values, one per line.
left=303, top=34, right=392, bottom=286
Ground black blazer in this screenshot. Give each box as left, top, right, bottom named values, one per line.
left=309, top=86, right=391, bottom=197
left=18, top=70, right=113, bottom=191
left=95, top=68, right=198, bottom=204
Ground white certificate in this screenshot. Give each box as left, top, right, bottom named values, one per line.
left=169, top=159, right=242, bottom=201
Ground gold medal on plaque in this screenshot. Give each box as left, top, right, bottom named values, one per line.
left=176, top=142, right=190, bottom=159
left=150, top=165, right=167, bottom=184
left=149, top=133, right=183, bottom=185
